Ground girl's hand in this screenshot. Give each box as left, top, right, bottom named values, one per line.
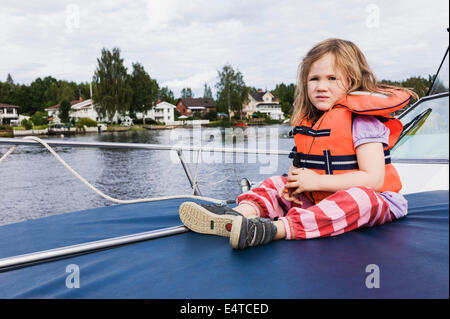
left=279, top=186, right=303, bottom=206
left=285, top=168, right=321, bottom=195
left=278, top=165, right=306, bottom=205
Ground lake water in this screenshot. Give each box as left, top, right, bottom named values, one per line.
left=0, top=124, right=294, bottom=225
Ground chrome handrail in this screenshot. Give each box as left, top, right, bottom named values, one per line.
left=0, top=138, right=291, bottom=155
left=0, top=225, right=189, bottom=272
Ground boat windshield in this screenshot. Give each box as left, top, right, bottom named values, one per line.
left=428, top=48, right=449, bottom=95
left=391, top=94, right=449, bottom=161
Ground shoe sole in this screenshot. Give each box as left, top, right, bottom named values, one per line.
left=179, top=202, right=237, bottom=237
left=229, top=216, right=244, bottom=249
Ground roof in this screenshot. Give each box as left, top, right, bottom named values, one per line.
left=0, top=103, right=20, bottom=109
left=256, top=103, right=281, bottom=107
left=249, top=90, right=279, bottom=102
left=45, top=98, right=87, bottom=111
left=178, top=97, right=216, bottom=108
left=155, top=101, right=176, bottom=109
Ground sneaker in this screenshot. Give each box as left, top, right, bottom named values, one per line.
left=230, top=216, right=277, bottom=249
left=179, top=202, right=242, bottom=237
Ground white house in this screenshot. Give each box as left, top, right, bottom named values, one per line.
left=0, top=103, right=20, bottom=125
left=138, top=101, right=176, bottom=124
left=242, top=90, right=285, bottom=120
left=46, top=98, right=177, bottom=125
left=46, top=98, right=122, bottom=124
left=70, top=98, right=100, bottom=122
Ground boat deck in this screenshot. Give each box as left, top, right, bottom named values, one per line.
left=0, top=191, right=448, bottom=298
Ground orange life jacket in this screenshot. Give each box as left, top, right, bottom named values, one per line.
left=290, top=90, right=411, bottom=204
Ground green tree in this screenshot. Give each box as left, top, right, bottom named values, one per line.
left=158, top=86, right=177, bottom=105
left=6, top=73, right=14, bottom=85
left=59, top=100, right=72, bottom=123
left=0, top=82, right=15, bottom=105
left=92, top=47, right=132, bottom=122
left=215, top=63, right=249, bottom=119
left=21, top=118, right=32, bottom=130
left=203, top=83, right=213, bottom=99
left=28, top=76, right=59, bottom=114
left=10, top=85, right=33, bottom=115
left=59, top=81, right=77, bottom=103
left=272, top=83, right=296, bottom=117
left=129, top=62, right=159, bottom=122
left=181, top=87, right=194, bottom=98
left=31, top=111, right=48, bottom=126
left=380, top=75, right=433, bottom=114
left=428, top=73, right=447, bottom=94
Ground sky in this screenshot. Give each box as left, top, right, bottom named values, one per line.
left=0, top=0, right=448, bottom=98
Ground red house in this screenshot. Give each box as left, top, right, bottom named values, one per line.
left=176, top=97, right=216, bottom=116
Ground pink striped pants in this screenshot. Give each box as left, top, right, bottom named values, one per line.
left=237, top=176, right=395, bottom=240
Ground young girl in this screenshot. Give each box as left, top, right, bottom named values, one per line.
left=179, top=38, right=418, bottom=249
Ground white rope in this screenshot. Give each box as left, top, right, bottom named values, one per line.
left=0, top=145, right=17, bottom=164
left=0, top=136, right=226, bottom=205
left=204, top=175, right=232, bottom=187
left=192, top=149, right=201, bottom=195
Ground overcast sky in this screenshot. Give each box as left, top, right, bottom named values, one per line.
left=0, top=0, right=448, bottom=98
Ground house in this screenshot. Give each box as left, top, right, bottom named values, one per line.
left=138, top=100, right=176, bottom=124
left=46, top=98, right=177, bottom=125
left=70, top=98, right=102, bottom=122
left=176, top=97, right=216, bottom=116
left=121, top=116, right=134, bottom=126
left=242, top=90, right=284, bottom=120
left=0, top=103, right=20, bottom=125
left=45, top=98, right=122, bottom=124
left=46, top=98, right=98, bottom=123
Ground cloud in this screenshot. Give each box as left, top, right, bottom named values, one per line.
left=161, top=70, right=217, bottom=96
left=0, top=0, right=448, bottom=96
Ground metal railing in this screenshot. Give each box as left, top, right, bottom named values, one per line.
left=0, top=137, right=291, bottom=271
left=0, top=137, right=291, bottom=196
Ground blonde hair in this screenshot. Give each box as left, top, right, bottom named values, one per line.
left=291, top=38, right=418, bottom=126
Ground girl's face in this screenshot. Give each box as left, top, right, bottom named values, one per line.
left=307, top=53, right=348, bottom=112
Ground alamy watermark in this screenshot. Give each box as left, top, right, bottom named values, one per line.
left=365, top=264, right=380, bottom=288
left=169, top=126, right=280, bottom=174
left=66, top=263, right=80, bottom=288
left=65, top=4, right=80, bottom=32
left=365, top=4, right=380, bottom=28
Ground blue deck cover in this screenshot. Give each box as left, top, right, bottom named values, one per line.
left=0, top=191, right=448, bottom=299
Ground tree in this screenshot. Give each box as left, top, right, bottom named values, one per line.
left=203, top=83, right=213, bottom=99
left=215, top=63, right=249, bottom=119
left=6, top=73, right=14, bottom=85
left=380, top=75, right=433, bottom=114
left=129, top=62, right=159, bottom=122
left=59, top=100, right=72, bottom=123
left=92, top=47, right=132, bottom=122
left=0, top=82, right=15, bottom=105
left=181, top=87, right=194, bottom=98
left=10, top=85, right=33, bottom=115
left=428, top=73, right=447, bottom=94
left=272, top=83, right=296, bottom=117
left=31, top=111, right=48, bottom=126
left=381, top=76, right=431, bottom=99
left=158, top=86, right=177, bottom=105
left=28, top=77, right=58, bottom=114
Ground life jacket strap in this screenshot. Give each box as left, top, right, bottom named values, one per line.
left=290, top=125, right=331, bottom=137
left=289, top=148, right=391, bottom=173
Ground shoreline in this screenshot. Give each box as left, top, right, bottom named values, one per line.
left=1, top=121, right=287, bottom=137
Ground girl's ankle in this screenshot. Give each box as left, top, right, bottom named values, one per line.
left=233, top=203, right=258, bottom=218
